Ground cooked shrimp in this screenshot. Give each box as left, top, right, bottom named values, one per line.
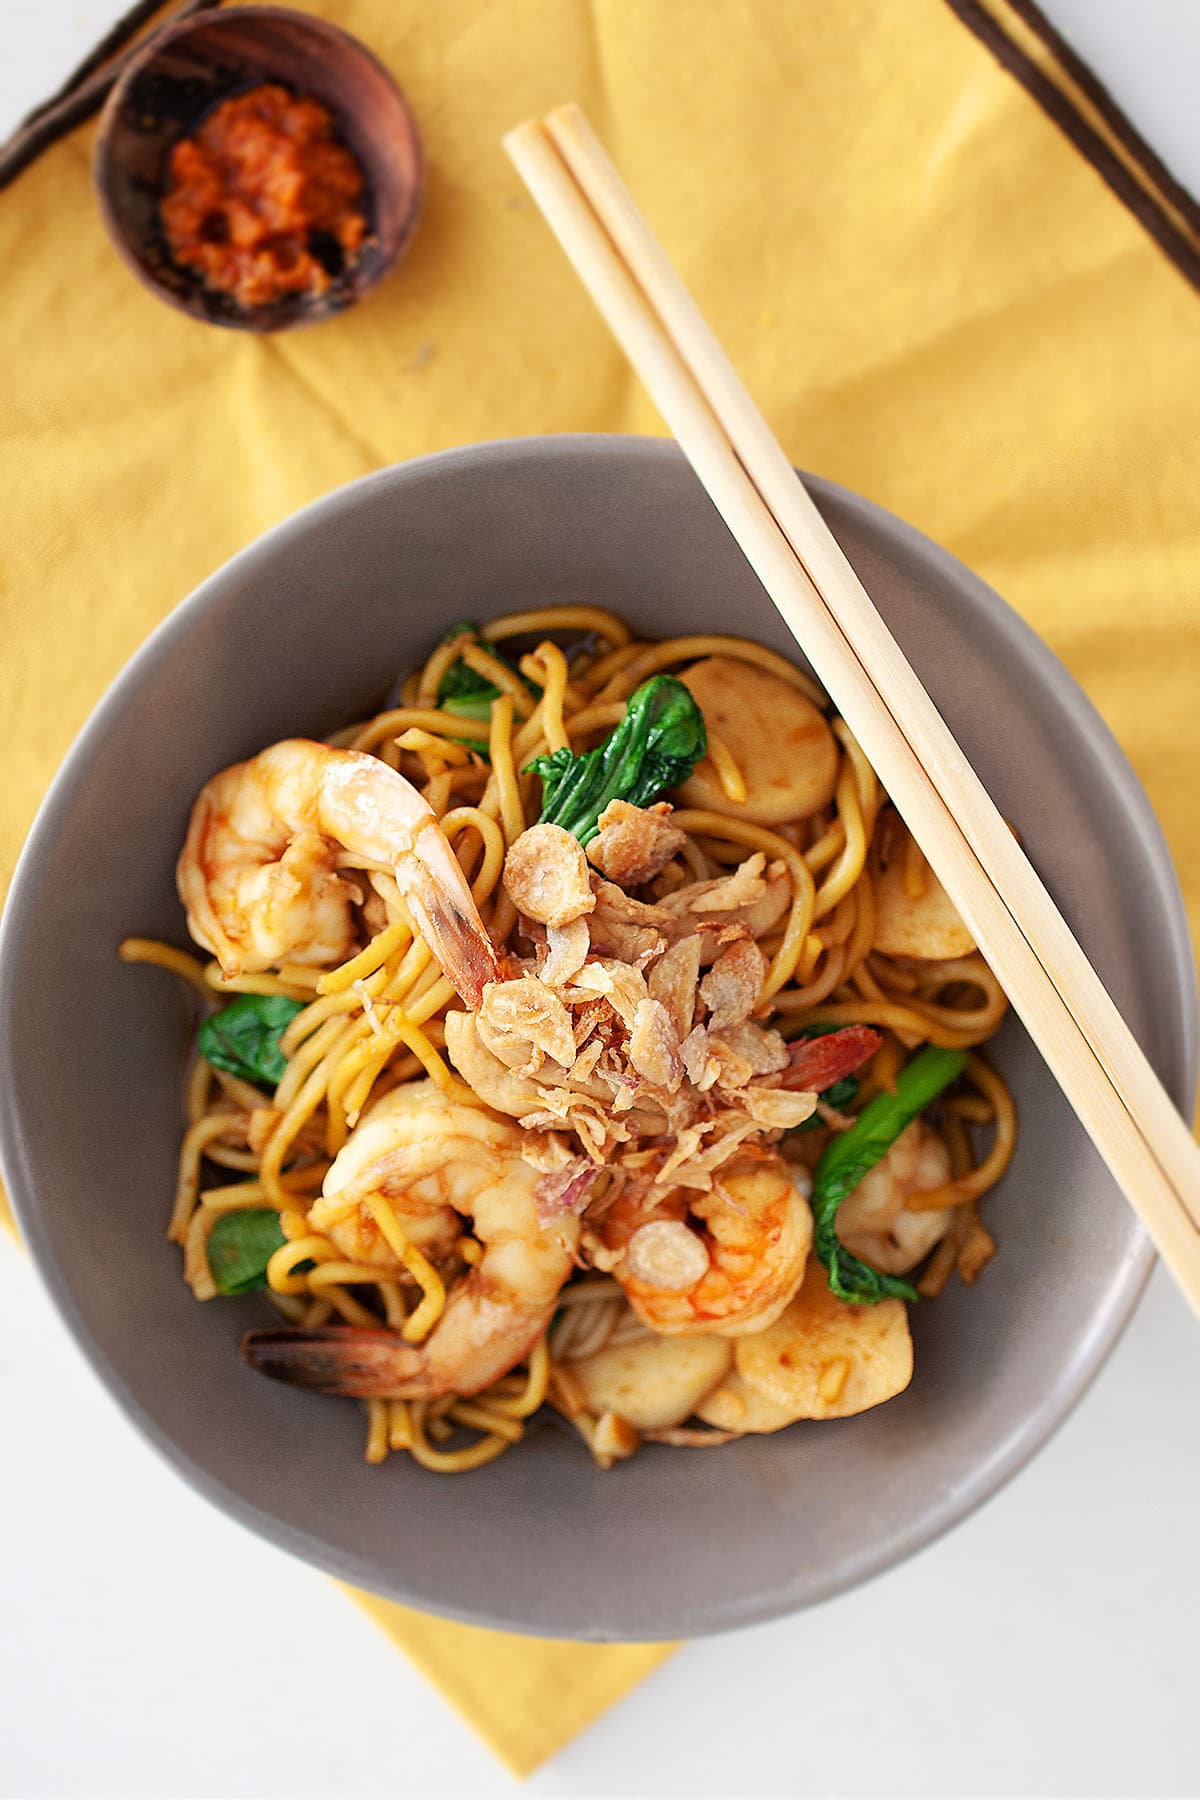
left=603, top=1149, right=813, bottom=1337
left=837, top=1119, right=954, bottom=1274
left=308, top=1081, right=493, bottom=1267
left=243, top=1084, right=577, bottom=1399
left=177, top=739, right=501, bottom=1005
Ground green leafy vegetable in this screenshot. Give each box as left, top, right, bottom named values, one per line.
left=206, top=1208, right=288, bottom=1296
left=436, top=621, right=537, bottom=722
left=438, top=622, right=502, bottom=721
left=198, top=994, right=304, bottom=1090
left=811, top=1044, right=967, bottom=1306
left=790, top=1023, right=864, bottom=1129
left=528, top=675, right=708, bottom=844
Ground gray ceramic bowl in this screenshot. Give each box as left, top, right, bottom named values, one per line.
left=1, top=438, right=1194, bottom=1640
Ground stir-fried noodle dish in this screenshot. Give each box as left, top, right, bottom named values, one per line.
left=123, top=607, right=1015, bottom=1473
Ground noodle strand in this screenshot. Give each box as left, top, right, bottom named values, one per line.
left=143, top=610, right=1016, bottom=1475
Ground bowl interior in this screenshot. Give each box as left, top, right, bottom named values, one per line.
left=94, top=6, right=422, bottom=331
left=1, top=439, right=1194, bottom=1639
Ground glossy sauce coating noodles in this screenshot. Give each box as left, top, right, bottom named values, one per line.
left=123, top=608, right=1015, bottom=1472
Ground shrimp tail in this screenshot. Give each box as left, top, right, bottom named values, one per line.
left=395, top=819, right=503, bottom=1009
left=241, top=1325, right=423, bottom=1398
left=323, top=759, right=504, bottom=1008
left=780, top=1026, right=881, bottom=1093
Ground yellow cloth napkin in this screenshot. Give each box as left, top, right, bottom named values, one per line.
left=2, top=0, right=1198, bottom=1776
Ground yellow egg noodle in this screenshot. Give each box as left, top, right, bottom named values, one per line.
left=122, top=607, right=1014, bottom=1472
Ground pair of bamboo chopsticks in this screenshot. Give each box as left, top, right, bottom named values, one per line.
left=503, top=103, right=1200, bottom=1315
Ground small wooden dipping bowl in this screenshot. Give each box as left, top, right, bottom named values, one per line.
left=94, top=5, right=423, bottom=331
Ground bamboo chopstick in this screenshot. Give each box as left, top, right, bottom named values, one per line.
left=503, top=103, right=1200, bottom=1313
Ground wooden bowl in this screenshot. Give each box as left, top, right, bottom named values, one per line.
left=94, top=6, right=423, bottom=331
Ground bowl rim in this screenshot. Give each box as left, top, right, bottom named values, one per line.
left=92, top=2, right=424, bottom=332
left=1, top=435, right=1194, bottom=1639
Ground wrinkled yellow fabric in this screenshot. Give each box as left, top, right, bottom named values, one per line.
left=1, top=0, right=1197, bottom=1776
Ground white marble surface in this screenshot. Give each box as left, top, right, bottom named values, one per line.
left=3, top=5, right=1199, bottom=1796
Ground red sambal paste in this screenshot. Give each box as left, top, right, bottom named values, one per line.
left=160, top=84, right=368, bottom=308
